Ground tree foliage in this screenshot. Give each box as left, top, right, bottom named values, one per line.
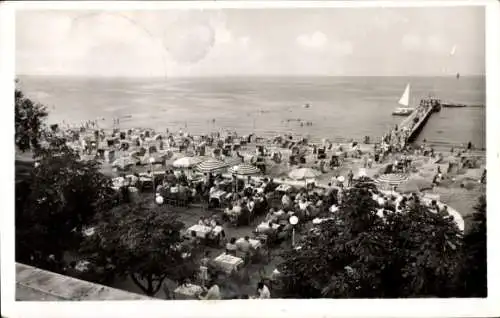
left=277, top=183, right=463, bottom=298
left=80, top=199, right=199, bottom=296
left=15, top=136, right=117, bottom=268
left=460, top=195, right=487, bottom=297
left=15, top=85, right=48, bottom=152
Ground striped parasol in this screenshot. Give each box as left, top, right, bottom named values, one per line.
left=173, top=156, right=205, bottom=169
left=228, top=163, right=261, bottom=176
left=224, top=156, right=243, bottom=167
left=196, top=159, right=229, bottom=173
left=375, top=173, right=409, bottom=186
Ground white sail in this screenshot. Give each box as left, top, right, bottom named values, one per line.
left=398, top=83, right=410, bottom=107
left=450, top=45, right=457, bottom=56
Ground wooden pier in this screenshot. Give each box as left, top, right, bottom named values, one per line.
left=396, top=100, right=439, bottom=145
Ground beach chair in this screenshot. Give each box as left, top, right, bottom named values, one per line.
left=317, top=148, right=326, bottom=159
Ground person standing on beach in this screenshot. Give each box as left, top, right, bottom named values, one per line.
left=347, top=170, right=354, bottom=187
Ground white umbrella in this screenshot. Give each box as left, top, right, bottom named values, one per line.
left=288, top=167, right=322, bottom=180
left=196, top=159, right=229, bottom=173
left=173, top=156, right=204, bottom=169
left=228, top=163, right=261, bottom=176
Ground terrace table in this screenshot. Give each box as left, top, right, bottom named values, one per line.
left=236, top=238, right=262, bottom=250
left=174, top=284, right=204, bottom=300
left=213, top=253, right=244, bottom=274
left=187, top=224, right=213, bottom=239
left=256, top=222, right=280, bottom=233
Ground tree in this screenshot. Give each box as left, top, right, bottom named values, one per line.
left=277, top=182, right=463, bottom=298
left=460, top=195, right=487, bottom=297
left=15, top=84, right=48, bottom=152
left=15, top=136, right=117, bottom=268
left=80, top=199, right=199, bottom=296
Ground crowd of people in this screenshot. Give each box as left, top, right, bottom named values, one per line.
left=46, top=112, right=485, bottom=300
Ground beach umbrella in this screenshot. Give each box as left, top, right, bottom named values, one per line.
left=228, top=163, right=261, bottom=176
left=112, top=157, right=136, bottom=170
left=224, top=156, right=243, bottom=167
left=196, top=159, right=229, bottom=173
left=288, top=167, right=322, bottom=180
left=173, top=156, right=204, bottom=169
left=375, top=173, right=409, bottom=186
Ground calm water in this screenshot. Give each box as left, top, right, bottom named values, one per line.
left=17, top=75, right=486, bottom=148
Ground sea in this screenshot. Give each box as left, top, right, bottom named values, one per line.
left=17, top=75, right=486, bottom=150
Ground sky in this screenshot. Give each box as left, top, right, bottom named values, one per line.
left=15, top=7, right=485, bottom=77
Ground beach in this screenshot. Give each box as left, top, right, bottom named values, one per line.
left=17, top=75, right=486, bottom=149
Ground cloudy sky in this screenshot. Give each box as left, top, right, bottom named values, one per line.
left=16, top=7, right=485, bottom=77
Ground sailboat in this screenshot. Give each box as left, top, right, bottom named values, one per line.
left=450, top=45, right=460, bottom=80
left=392, top=83, right=414, bottom=116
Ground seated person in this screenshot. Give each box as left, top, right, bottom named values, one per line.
left=226, top=238, right=238, bottom=255
left=238, top=236, right=252, bottom=260
left=265, top=208, right=278, bottom=222
left=281, top=193, right=292, bottom=208
left=203, top=218, right=211, bottom=226
left=224, top=204, right=234, bottom=215
left=210, top=219, right=217, bottom=228
left=209, top=184, right=219, bottom=196
left=258, top=221, right=277, bottom=235
left=243, top=186, right=254, bottom=197
left=233, top=201, right=242, bottom=212
left=198, top=217, right=206, bottom=226
left=178, top=183, right=187, bottom=195
left=170, top=183, right=179, bottom=194
left=298, top=199, right=309, bottom=212
left=178, top=170, right=188, bottom=183
left=315, top=198, right=324, bottom=208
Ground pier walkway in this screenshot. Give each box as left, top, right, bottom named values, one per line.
left=392, top=100, right=438, bottom=147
